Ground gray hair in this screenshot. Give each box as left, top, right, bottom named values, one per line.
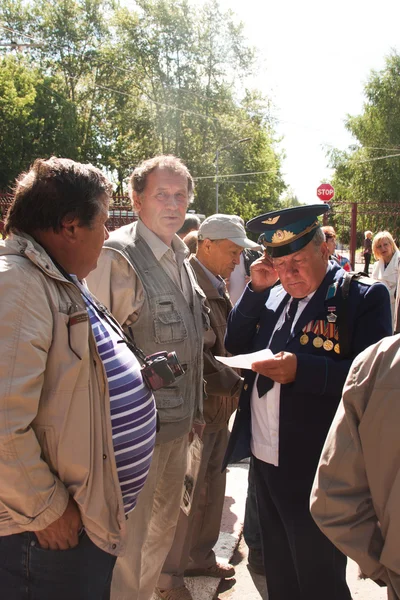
left=129, top=155, right=194, bottom=203
left=312, top=227, right=326, bottom=247
left=178, top=214, right=201, bottom=235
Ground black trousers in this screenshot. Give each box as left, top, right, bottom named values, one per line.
left=364, top=253, right=371, bottom=274
left=253, top=456, right=351, bottom=600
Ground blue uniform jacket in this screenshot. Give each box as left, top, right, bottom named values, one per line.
left=223, top=262, right=392, bottom=473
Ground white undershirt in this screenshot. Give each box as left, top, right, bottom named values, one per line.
left=250, top=288, right=314, bottom=466
left=228, top=253, right=247, bottom=305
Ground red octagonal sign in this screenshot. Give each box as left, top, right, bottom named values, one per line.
left=317, top=183, right=335, bottom=202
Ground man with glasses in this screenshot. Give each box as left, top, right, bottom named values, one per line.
left=222, top=205, right=391, bottom=600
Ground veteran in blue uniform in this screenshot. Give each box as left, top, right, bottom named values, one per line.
left=223, top=205, right=392, bottom=600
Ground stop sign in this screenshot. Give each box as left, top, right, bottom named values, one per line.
left=317, top=183, right=335, bottom=202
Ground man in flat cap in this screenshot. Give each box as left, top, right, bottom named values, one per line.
left=222, top=204, right=392, bottom=600
left=157, top=214, right=259, bottom=600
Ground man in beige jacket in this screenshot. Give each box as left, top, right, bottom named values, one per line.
left=0, top=157, right=157, bottom=599
left=311, top=334, right=400, bottom=600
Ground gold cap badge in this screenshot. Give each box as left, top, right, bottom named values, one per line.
left=262, top=216, right=280, bottom=225
left=271, top=229, right=295, bottom=244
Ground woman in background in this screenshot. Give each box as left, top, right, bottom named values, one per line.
left=322, top=226, right=352, bottom=271
left=363, top=230, right=373, bottom=274
left=372, top=230, right=400, bottom=328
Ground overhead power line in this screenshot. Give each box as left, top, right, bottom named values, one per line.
left=194, top=169, right=278, bottom=180
left=0, top=24, right=42, bottom=43
left=362, top=146, right=400, bottom=151
left=88, top=78, right=221, bottom=123
left=356, top=152, right=400, bottom=164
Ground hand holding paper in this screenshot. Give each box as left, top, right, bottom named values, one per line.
left=216, top=349, right=297, bottom=384
left=215, top=349, right=273, bottom=370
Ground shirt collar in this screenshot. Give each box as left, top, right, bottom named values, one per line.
left=193, top=256, right=226, bottom=296
left=137, top=219, right=189, bottom=264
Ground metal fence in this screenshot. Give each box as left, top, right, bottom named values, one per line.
left=327, top=200, right=400, bottom=267
left=0, top=193, right=136, bottom=232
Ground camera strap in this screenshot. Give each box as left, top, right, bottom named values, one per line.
left=48, top=255, right=148, bottom=366
left=80, top=288, right=148, bottom=365
left=47, top=255, right=161, bottom=431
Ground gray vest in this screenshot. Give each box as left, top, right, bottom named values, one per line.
left=104, top=222, right=206, bottom=443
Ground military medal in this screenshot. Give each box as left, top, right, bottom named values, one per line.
left=300, top=321, right=313, bottom=346
left=323, top=322, right=335, bottom=351
left=333, top=325, right=340, bottom=354
left=327, top=306, right=337, bottom=323
left=312, top=320, right=324, bottom=348
left=313, top=336, right=323, bottom=348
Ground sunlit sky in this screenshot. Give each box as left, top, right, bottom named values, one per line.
left=212, top=0, right=400, bottom=204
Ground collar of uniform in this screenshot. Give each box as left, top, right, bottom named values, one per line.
left=284, top=291, right=315, bottom=316
left=137, top=219, right=189, bottom=265
left=192, top=255, right=226, bottom=296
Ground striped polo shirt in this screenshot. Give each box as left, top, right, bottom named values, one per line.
left=76, top=280, right=157, bottom=514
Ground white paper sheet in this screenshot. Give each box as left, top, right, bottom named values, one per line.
left=215, top=349, right=273, bottom=369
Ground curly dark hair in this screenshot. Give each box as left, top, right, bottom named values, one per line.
left=5, top=157, right=113, bottom=235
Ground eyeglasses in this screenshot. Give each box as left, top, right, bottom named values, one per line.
left=325, top=234, right=335, bottom=240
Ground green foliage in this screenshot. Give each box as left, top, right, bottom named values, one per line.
left=279, top=188, right=302, bottom=208
left=329, top=52, right=400, bottom=241
left=0, top=55, right=79, bottom=188
left=0, top=0, right=285, bottom=213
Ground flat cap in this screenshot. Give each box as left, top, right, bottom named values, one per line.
left=198, top=214, right=260, bottom=249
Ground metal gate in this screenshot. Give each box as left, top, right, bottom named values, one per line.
left=326, top=201, right=400, bottom=268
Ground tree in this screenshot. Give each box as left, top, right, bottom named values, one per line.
left=280, top=188, right=302, bottom=208
left=0, top=55, right=79, bottom=188
left=0, top=0, right=285, bottom=216
left=330, top=58, right=400, bottom=188
left=328, top=52, right=400, bottom=240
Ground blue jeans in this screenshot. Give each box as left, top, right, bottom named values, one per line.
left=0, top=530, right=116, bottom=600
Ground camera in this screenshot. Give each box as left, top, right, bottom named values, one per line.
left=121, top=326, right=185, bottom=392
left=142, top=351, right=185, bottom=391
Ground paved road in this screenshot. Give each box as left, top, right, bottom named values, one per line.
left=217, top=536, right=387, bottom=599
left=183, top=463, right=387, bottom=600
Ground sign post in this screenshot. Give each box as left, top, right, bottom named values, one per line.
left=317, top=183, right=335, bottom=202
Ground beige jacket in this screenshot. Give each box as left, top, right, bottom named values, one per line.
left=311, top=335, right=400, bottom=598
left=0, top=234, right=127, bottom=556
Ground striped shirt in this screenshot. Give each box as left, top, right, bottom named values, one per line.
left=76, top=280, right=157, bottom=514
